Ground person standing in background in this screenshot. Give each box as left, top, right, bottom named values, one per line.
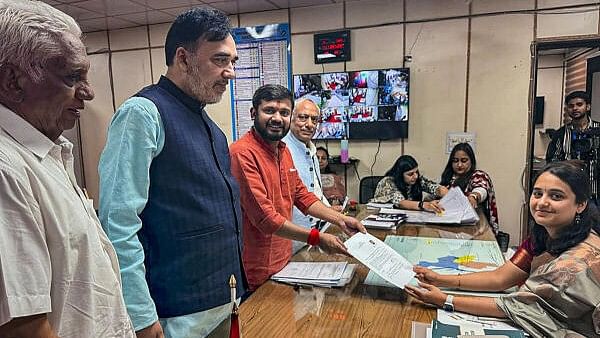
left=98, top=8, right=244, bottom=338
left=0, top=1, right=134, bottom=337
left=546, top=91, right=600, bottom=203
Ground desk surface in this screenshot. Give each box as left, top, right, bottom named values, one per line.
left=239, top=213, right=496, bottom=338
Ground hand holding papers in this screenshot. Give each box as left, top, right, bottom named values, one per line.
left=344, top=232, right=415, bottom=288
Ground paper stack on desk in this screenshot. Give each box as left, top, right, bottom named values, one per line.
left=361, top=210, right=407, bottom=229
left=401, top=187, right=479, bottom=225
left=271, top=262, right=356, bottom=288
left=366, top=202, right=394, bottom=209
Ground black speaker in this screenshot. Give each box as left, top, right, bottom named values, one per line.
left=533, top=96, right=545, bottom=125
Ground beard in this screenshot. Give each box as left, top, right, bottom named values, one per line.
left=254, top=118, right=289, bottom=142
left=187, top=61, right=227, bottom=104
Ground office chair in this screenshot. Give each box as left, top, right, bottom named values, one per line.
left=359, top=176, right=384, bottom=204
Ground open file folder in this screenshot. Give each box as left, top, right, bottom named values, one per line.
left=398, top=187, right=480, bottom=224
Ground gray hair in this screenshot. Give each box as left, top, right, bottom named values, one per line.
left=293, top=97, right=321, bottom=116
left=0, top=0, right=81, bottom=83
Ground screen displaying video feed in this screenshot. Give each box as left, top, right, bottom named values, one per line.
left=293, top=68, right=409, bottom=140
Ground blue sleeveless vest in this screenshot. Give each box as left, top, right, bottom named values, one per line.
left=137, top=77, right=244, bottom=317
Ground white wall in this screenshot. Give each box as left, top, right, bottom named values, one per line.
left=79, top=0, right=600, bottom=245
left=535, top=54, right=565, bottom=159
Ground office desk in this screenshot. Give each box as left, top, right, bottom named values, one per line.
left=239, top=214, right=496, bottom=337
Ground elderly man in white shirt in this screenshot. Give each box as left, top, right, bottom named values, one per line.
left=0, top=1, right=134, bottom=337
left=283, top=98, right=342, bottom=254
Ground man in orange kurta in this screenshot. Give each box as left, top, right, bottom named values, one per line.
left=230, top=84, right=365, bottom=290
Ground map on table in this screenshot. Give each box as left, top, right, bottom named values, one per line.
left=364, top=236, right=505, bottom=288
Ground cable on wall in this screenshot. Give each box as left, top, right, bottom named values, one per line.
left=369, top=139, right=382, bottom=177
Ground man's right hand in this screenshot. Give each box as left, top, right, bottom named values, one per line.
left=318, top=233, right=349, bottom=256
left=136, top=321, right=164, bottom=338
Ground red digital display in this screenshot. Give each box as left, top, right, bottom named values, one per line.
left=314, top=30, right=351, bottom=64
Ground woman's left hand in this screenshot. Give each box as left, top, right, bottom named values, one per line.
left=405, top=281, right=447, bottom=307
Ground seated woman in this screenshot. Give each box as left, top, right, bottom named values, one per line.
left=316, top=147, right=346, bottom=206
left=407, top=161, right=600, bottom=337
left=370, top=155, right=448, bottom=213
left=441, top=143, right=499, bottom=234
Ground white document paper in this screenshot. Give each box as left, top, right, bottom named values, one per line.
left=344, top=232, right=415, bottom=288
left=272, top=262, right=347, bottom=281
left=439, top=187, right=479, bottom=224
left=402, top=210, right=463, bottom=224
left=378, top=208, right=406, bottom=215
left=362, top=219, right=397, bottom=229
left=366, top=202, right=394, bottom=209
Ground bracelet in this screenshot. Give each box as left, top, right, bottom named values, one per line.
left=307, top=228, right=320, bottom=246
left=457, top=273, right=461, bottom=289
left=418, top=201, right=425, bottom=210
left=469, top=193, right=478, bottom=203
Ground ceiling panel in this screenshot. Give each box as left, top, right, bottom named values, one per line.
left=207, top=1, right=238, bottom=13
left=54, top=4, right=103, bottom=20
left=44, top=0, right=368, bottom=32
left=161, top=5, right=195, bottom=16
left=72, top=0, right=149, bottom=16
left=116, top=11, right=174, bottom=25
left=237, top=0, right=278, bottom=12
left=131, top=0, right=202, bottom=10
left=78, top=17, right=109, bottom=32
left=270, top=0, right=336, bottom=6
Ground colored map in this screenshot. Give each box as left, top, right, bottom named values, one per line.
left=364, top=236, right=505, bottom=287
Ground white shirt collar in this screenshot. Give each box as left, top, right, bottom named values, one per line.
left=0, top=103, right=67, bottom=159
left=286, top=131, right=316, bottom=156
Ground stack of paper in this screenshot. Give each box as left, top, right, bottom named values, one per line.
left=366, top=202, right=394, bottom=209
left=428, top=310, right=526, bottom=338
left=401, top=187, right=479, bottom=225
left=271, top=262, right=356, bottom=288
left=361, top=210, right=407, bottom=229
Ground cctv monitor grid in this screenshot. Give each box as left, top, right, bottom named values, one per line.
left=293, top=69, right=409, bottom=140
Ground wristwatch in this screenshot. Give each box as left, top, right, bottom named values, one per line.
left=442, top=294, right=454, bottom=312
left=418, top=200, right=425, bottom=211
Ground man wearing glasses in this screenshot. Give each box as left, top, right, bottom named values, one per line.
left=283, top=98, right=337, bottom=253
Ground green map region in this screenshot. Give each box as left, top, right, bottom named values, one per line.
left=365, top=236, right=505, bottom=287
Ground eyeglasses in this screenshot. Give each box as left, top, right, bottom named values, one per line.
left=295, top=113, right=320, bottom=123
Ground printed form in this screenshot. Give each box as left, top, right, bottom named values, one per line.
left=345, top=232, right=415, bottom=288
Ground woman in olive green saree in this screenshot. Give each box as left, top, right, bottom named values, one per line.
left=406, top=161, right=600, bottom=338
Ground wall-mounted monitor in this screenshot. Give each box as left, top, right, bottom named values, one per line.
left=293, top=68, right=409, bottom=140
left=314, top=30, right=351, bottom=64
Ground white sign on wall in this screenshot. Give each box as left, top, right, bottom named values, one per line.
left=446, top=132, right=476, bottom=154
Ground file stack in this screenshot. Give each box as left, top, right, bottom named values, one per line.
left=271, top=261, right=356, bottom=288
left=361, top=208, right=407, bottom=230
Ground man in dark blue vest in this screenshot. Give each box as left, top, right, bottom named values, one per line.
left=98, top=8, right=243, bottom=338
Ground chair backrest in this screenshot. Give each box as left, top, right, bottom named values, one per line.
left=359, top=176, right=385, bottom=204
